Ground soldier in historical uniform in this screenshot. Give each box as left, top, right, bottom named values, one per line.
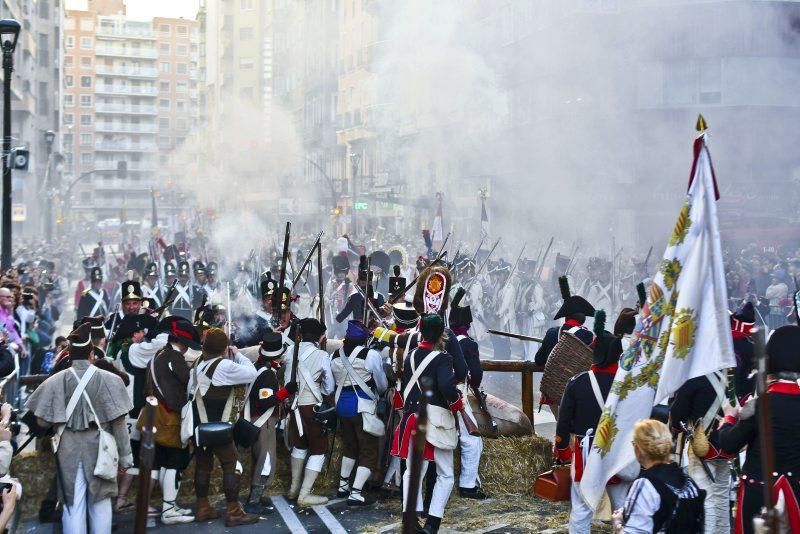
left=25, top=323, right=133, bottom=532
left=719, top=325, right=800, bottom=534
left=534, top=276, right=595, bottom=418
left=104, top=279, right=145, bottom=332
left=76, top=267, right=110, bottom=321
left=327, top=255, right=354, bottom=339
left=205, top=261, right=220, bottom=295
left=142, top=262, right=163, bottom=309
left=244, top=331, right=296, bottom=514
left=237, top=274, right=278, bottom=347
left=332, top=320, right=388, bottom=506
left=517, top=260, right=547, bottom=359
left=730, top=301, right=756, bottom=400
left=164, top=261, right=177, bottom=288
left=283, top=318, right=335, bottom=507
left=335, top=255, right=385, bottom=327
left=554, top=311, right=629, bottom=534
left=170, top=260, right=205, bottom=321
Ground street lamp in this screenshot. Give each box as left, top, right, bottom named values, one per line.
left=43, top=130, right=56, bottom=242
left=0, top=19, right=20, bottom=270
left=349, top=151, right=361, bottom=237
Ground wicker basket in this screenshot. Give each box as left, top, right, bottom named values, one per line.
left=540, top=331, right=593, bottom=402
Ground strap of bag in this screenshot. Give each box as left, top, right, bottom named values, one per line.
left=701, top=371, right=726, bottom=431
left=402, top=350, right=440, bottom=402
left=148, top=356, right=165, bottom=399
left=243, top=367, right=268, bottom=420
left=296, top=345, right=322, bottom=403
left=68, top=368, right=103, bottom=429
left=65, top=365, right=97, bottom=422
left=336, top=347, right=375, bottom=404
left=587, top=371, right=605, bottom=410
left=195, top=359, right=234, bottom=424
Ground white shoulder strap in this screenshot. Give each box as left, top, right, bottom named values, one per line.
left=702, top=371, right=726, bottom=430
left=456, top=335, right=467, bottom=342
left=68, top=368, right=103, bottom=429
left=296, top=345, right=323, bottom=403
left=338, top=347, right=376, bottom=402
left=587, top=371, right=605, bottom=410
left=402, top=350, right=440, bottom=402
left=65, top=365, right=97, bottom=422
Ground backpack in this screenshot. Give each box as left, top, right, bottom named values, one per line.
left=638, top=467, right=706, bottom=534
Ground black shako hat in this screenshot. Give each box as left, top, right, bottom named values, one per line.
left=767, top=325, right=800, bottom=374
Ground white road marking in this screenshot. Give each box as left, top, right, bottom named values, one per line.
left=271, top=496, right=309, bottom=534
left=312, top=504, right=349, bottom=534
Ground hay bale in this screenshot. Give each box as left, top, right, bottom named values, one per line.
left=477, top=435, right=553, bottom=497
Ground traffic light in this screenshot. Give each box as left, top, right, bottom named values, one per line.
left=9, top=147, right=29, bottom=171
left=331, top=206, right=342, bottom=216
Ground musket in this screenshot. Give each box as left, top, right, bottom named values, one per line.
left=532, top=237, right=554, bottom=287
left=292, top=231, right=324, bottom=286
left=273, top=222, right=291, bottom=327
left=403, top=376, right=434, bottom=534
left=499, top=243, right=526, bottom=295
left=363, top=256, right=372, bottom=324
left=107, top=304, right=121, bottom=341
left=436, top=232, right=451, bottom=260
left=468, top=237, right=485, bottom=266
left=753, top=327, right=778, bottom=532
left=352, top=282, right=390, bottom=329
left=152, top=279, right=178, bottom=319
left=487, top=329, right=543, bottom=344
left=643, top=246, right=654, bottom=273
left=226, top=281, right=232, bottom=348
left=290, top=323, right=302, bottom=386
left=465, top=237, right=501, bottom=294
left=316, top=242, right=325, bottom=324
left=134, top=397, right=158, bottom=534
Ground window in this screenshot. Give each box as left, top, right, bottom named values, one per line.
left=63, top=133, right=73, bottom=146
left=240, top=0, right=254, bottom=9
left=176, top=100, right=186, bottom=110
left=159, top=81, right=170, bottom=92
left=239, top=57, right=254, bottom=69
left=80, top=18, right=94, bottom=31
left=64, top=94, right=74, bottom=107
left=176, top=81, right=187, bottom=93
left=80, top=114, right=92, bottom=125
left=64, top=114, right=73, bottom=125
left=176, top=62, right=187, bottom=74
left=240, top=27, right=254, bottom=40
left=159, top=24, right=171, bottom=35
left=64, top=55, right=73, bottom=67
left=80, top=76, right=92, bottom=87
left=159, top=118, right=169, bottom=128
left=65, top=36, right=74, bottom=48
left=158, top=136, right=170, bottom=148
left=177, top=25, right=188, bottom=36
left=176, top=44, right=187, bottom=56
left=160, top=62, right=170, bottom=73
left=65, top=75, right=73, bottom=87
left=81, top=153, right=93, bottom=165
left=159, top=99, right=170, bottom=108
left=80, top=95, right=92, bottom=107
left=159, top=43, right=170, bottom=54
left=80, top=56, right=92, bottom=68
left=80, top=37, right=92, bottom=49
left=80, top=134, right=92, bottom=146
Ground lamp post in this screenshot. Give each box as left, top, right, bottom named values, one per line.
left=0, top=19, right=20, bottom=270
left=349, top=150, right=361, bottom=237
left=43, top=130, right=55, bottom=243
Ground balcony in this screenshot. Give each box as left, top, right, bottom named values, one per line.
left=94, top=162, right=157, bottom=172
left=95, top=141, right=158, bottom=152
left=96, top=84, right=158, bottom=96
left=96, top=25, right=156, bottom=40
left=95, top=123, right=158, bottom=134
left=95, top=66, right=158, bottom=78
left=95, top=46, right=158, bottom=59
left=95, top=103, right=158, bottom=115
left=92, top=178, right=152, bottom=190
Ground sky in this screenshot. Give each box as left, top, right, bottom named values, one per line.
left=65, top=0, right=200, bottom=20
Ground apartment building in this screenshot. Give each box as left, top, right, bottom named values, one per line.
left=63, top=1, right=197, bottom=225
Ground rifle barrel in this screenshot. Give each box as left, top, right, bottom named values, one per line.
left=487, top=328, right=543, bottom=343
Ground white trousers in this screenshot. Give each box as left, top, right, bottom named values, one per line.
left=568, top=479, right=629, bottom=534
left=402, top=447, right=454, bottom=519
left=688, top=455, right=731, bottom=534
left=457, top=412, right=483, bottom=488
left=62, top=461, right=113, bottom=534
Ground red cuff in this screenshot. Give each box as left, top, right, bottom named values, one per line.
left=275, top=387, right=290, bottom=401
left=555, top=446, right=573, bottom=462
left=449, top=397, right=464, bottom=413
left=720, top=415, right=738, bottom=428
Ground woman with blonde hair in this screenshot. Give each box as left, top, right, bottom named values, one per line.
left=613, top=419, right=705, bottom=533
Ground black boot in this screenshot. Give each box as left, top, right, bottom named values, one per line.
left=244, top=484, right=274, bottom=515
left=458, top=486, right=489, bottom=500
left=417, top=515, right=441, bottom=534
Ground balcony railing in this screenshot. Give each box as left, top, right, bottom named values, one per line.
left=95, top=141, right=158, bottom=151
left=95, top=84, right=158, bottom=95
left=95, top=46, right=158, bottom=59
left=95, top=103, right=158, bottom=114
left=95, top=123, right=158, bottom=134
left=94, top=162, right=157, bottom=172
left=96, top=26, right=155, bottom=40
left=95, top=66, right=158, bottom=77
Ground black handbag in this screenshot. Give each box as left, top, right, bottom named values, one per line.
left=233, top=417, right=260, bottom=448
left=194, top=422, right=233, bottom=449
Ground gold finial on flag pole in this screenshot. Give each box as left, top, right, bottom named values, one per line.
left=696, top=114, right=708, bottom=132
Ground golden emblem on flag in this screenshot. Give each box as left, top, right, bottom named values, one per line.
left=669, top=202, right=692, bottom=246
left=671, top=308, right=696, bottom=360
left=659, top=258, right=682, bottom=291
left=594, top=410, right=618, bottom=457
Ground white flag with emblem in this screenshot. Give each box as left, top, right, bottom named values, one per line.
left=580, top=131, right=735, bottom=508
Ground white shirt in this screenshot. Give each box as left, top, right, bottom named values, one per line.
left=127, top=333, right=169, bottom=369
left=283, top=341, right=335, bottom=405
left=188, top=351, right=258, bottom=398
left=331, top=346, right=388, bottom=394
